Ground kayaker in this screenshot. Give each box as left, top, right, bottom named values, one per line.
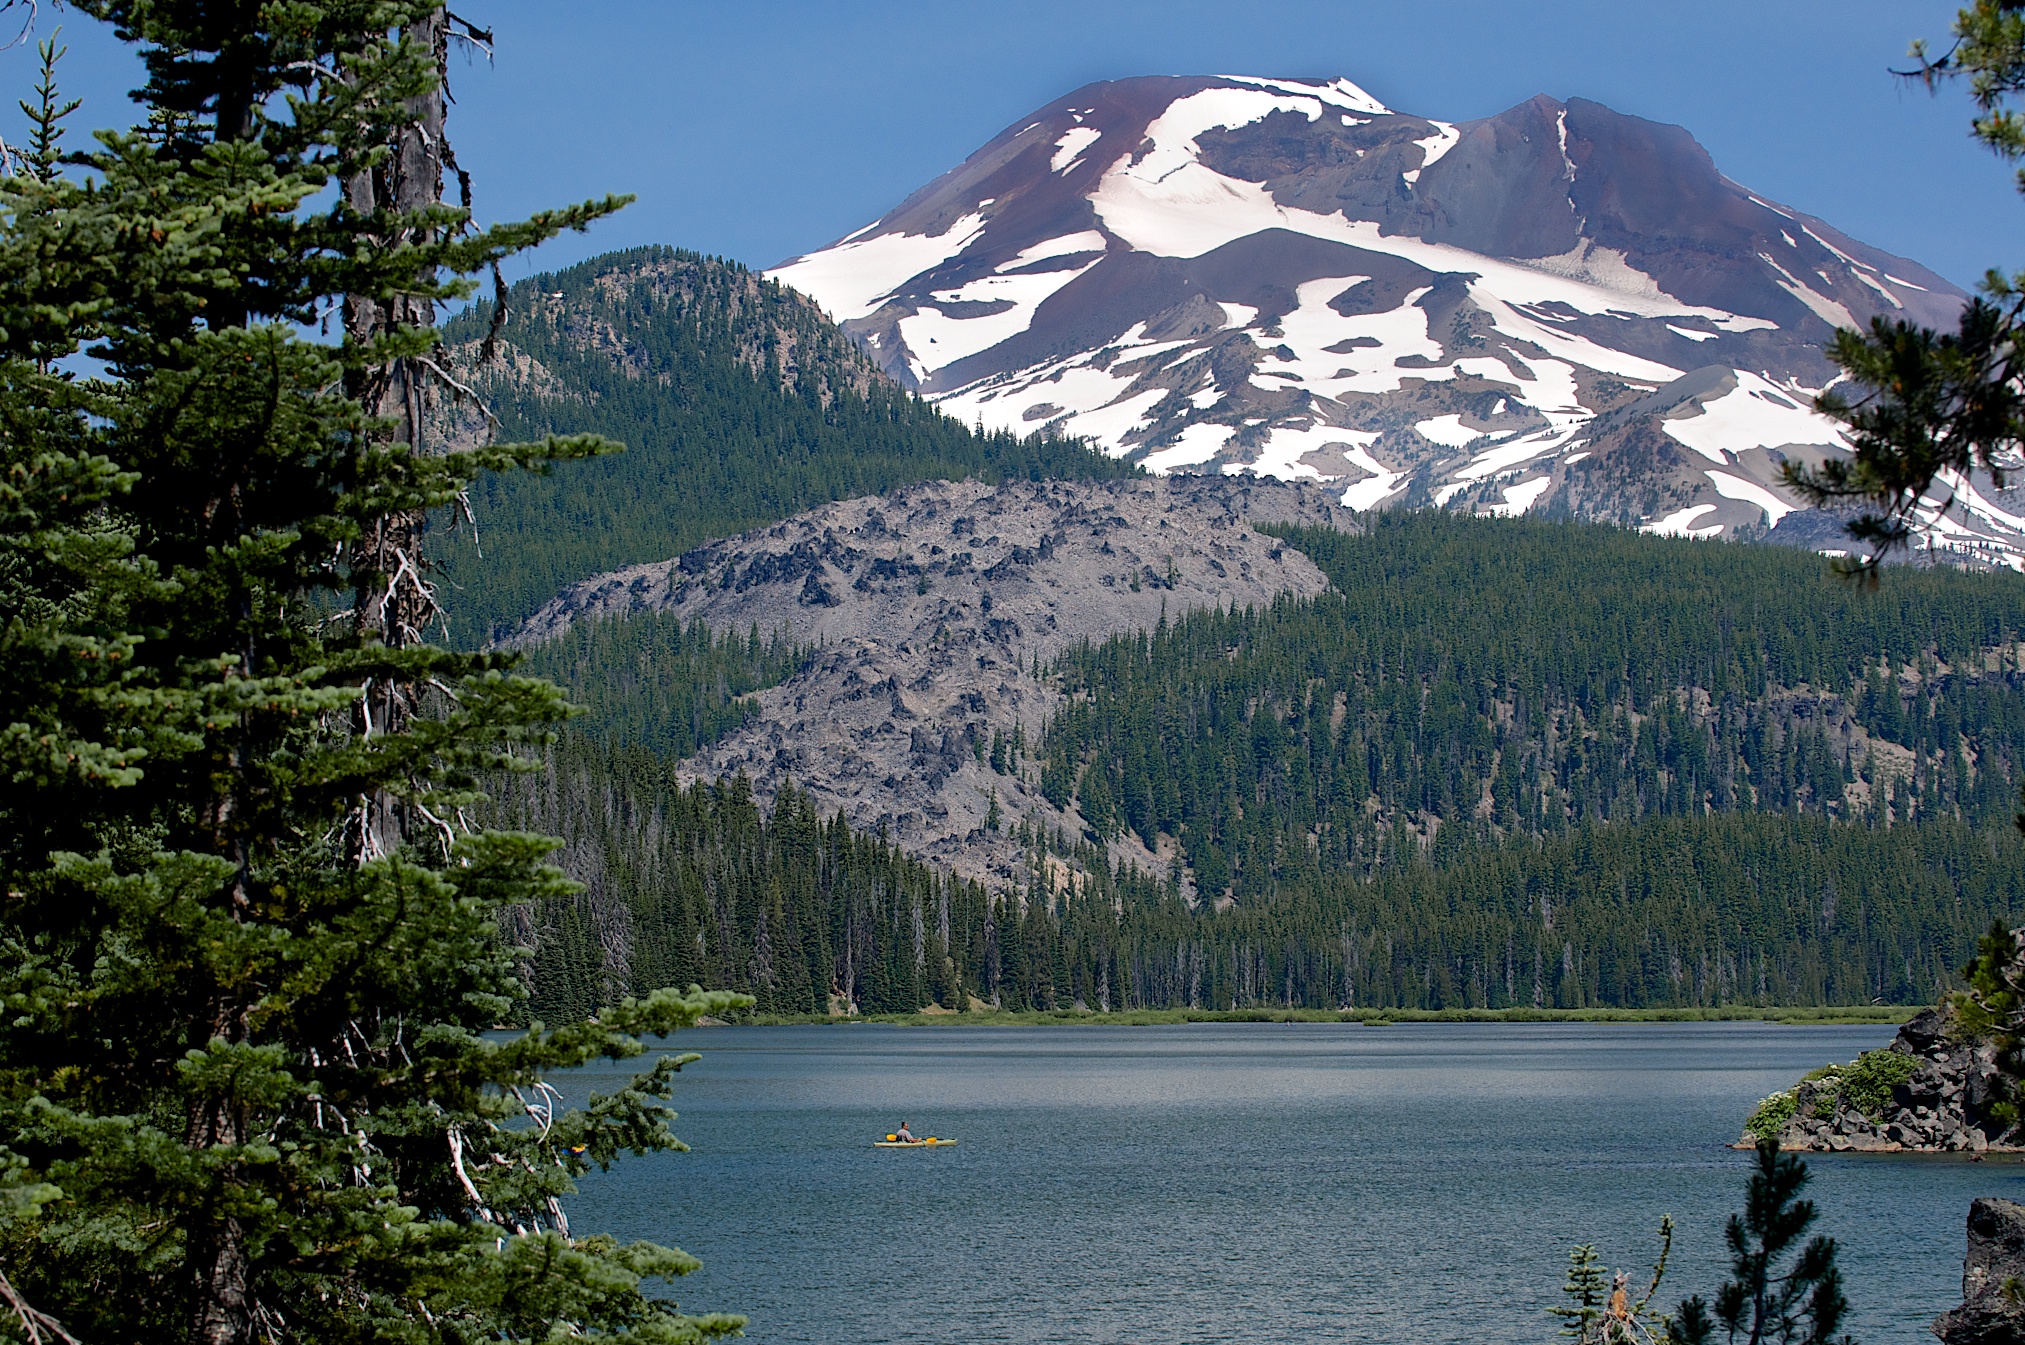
left=895, top=1121, right=917, bottom=1144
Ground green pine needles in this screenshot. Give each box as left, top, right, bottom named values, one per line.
left=1788, top=0, right=2025, bottom=575
left=0, top=5, right=749, bottom=1343
left=1670, top=1140, right=1853, bottom=1345
left=1564, top=1143, right=1852, bottom=1345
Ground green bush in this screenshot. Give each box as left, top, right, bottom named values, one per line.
left=1838, top=1048, right=1923, bottom=1118
left=1784, top=1048, right=1922, bottom=1124
left=1745, top=1090, right=1800, bottom=1140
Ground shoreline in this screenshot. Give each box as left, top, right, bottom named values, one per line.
left=699, top=1005, right=1920, bottom=1029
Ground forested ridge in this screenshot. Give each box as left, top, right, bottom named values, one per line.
left=518, top=610, right=806, bottom=761
left=507, top=513, right=2025, bottom=1016
left=432, top=247, right=1133, bottom=644
left=1040, top=512, right=2025, bottom=893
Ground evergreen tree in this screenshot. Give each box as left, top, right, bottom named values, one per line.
left=1951, top=919, right=2025, bottom=1121
left=1787, top=1, right=2025, bottom=573
left=1553, top=1218, right=1676, bottom=1345
left=1669, top=1140, right=1852, bottom=1345
left=0, top=5, right=749, bottom=1343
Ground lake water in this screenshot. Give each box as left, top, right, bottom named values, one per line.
left=560, top=1022, right=2018, bottom=1344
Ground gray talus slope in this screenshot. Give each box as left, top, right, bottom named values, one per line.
left=511, top=475, right=1357, bottom=881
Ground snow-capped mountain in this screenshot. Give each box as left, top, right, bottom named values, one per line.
left=769, top=75, right=2025, bottom=564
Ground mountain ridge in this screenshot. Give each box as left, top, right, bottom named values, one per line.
left=768, top=75, right=2024, bottom=565
left=430, top=247, right=1134, bottom=642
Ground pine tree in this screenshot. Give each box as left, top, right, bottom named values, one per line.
left=1557, top=1244, right=1614, bottom=1341
left=0, top=5, right=749, bottom=1343
left=1669, top=1140, right=1852, bottom=1345
left=1785, top=2, right=2025, bottom=572
left=1554, top=1218, right=1676, bottom=1345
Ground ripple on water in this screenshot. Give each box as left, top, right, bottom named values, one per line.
left=555, top=1022, right=2020, bottom=1345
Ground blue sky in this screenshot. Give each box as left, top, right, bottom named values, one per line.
left=13, top=0, right=2017, bottom=289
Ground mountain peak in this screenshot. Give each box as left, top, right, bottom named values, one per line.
left=767, top=74, right=2017, bottom=566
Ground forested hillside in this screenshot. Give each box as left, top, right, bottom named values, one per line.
left=1042, top=513, right=2025, bottom=895
left=433, top=247, right=1133, bottom=643
left=499, top=739, right=2024, bottom=1018
left=517, top=610, right=805, bottom=760
left=504, top=512, right=2025, bottom=1015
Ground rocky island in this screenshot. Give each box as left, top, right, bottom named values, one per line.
left=1743, top=1008, right=2019, bottom=1154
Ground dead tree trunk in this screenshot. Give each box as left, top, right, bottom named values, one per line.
left=343, top=9, right=447, bottom=864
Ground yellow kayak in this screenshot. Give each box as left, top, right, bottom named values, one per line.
left=874, top=1137, right=956, bottom=1147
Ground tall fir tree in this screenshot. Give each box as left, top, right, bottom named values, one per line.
left=0, top=5, right=749, bottom=1343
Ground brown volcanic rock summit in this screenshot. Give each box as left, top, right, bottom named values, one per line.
left=510, top=474, right=1357, bottom=882
left=771, top=76, right=2025, bottom=565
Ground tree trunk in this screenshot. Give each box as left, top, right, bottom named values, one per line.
left=343, top=9, right=448, bottom=863
left=188, top=1215, right=251, bottom=1345
left=186, top=1079, right=251, bottom=1345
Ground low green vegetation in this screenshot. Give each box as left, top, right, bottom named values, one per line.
left=1743, top=1044, right=1928, bottom=1140
left=1744, top=1090, right=1803, bottom=1142
left=1808, top=1048, right=1925, bottom=1119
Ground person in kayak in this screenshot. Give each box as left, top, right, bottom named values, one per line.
left=895, top=1121, right=918, bottom=1144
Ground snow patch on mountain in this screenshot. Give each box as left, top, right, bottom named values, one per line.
left=1050, top=126, right=1102, bottom=173
left=767, top=74, right=2018, bottom=566
left=1645, top=504, right=1725, bottom=539
left=900, top=256, right=1103, bottom=373
left=1489, top=476, right=1555, bottom=516
left=1415, top=414, right=1482, bottom=449
left=1142, top=421, right=1235, bottom=472
left=771, top=212, right=987, bottom=323
left=1660, top=371, right=1842, bottom=463
left=1224, top=74, right=1391, bottom=115
left=1401, top=120, right=1459, bottom=186
left=1453, top=433, right=1563, bottom=483
left=998, top=232, right=1107, bottom=271
left=1708, top=470, right=1796, bottom=526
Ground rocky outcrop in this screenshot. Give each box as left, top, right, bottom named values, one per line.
left=1934, top=1199, right=2025, bottom=1345
left=1746, top=1008, right=2022, bottom=1154
left=507, top=474, right=1360, bottom=885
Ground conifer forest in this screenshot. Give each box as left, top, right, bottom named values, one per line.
left=15, top=2, right=2025, bottom=1341
left=506, top=513, right=2025, bottom=1019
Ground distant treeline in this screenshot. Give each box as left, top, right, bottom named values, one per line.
left=434, top=247, right=1132, bottom=644
left=496, top=739, right=2024, bottom=1020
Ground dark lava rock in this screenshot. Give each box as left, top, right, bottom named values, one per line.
left=1753, top=1006, right=2019, bottom=1155
left=1935, top=1199, right=2025, bottom=1345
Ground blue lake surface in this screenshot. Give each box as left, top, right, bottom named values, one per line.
left=559, top=1022, right=2019, bottom=1344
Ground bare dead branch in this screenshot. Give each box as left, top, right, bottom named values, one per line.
left=0, top=1267, right=80, bottom=1345
left=413, top=353, right=498, bottom=422
left=0, top=0, right=52, bottom=54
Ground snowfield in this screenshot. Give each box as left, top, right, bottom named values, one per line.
left=766, top=74, right=2018, bottom=567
